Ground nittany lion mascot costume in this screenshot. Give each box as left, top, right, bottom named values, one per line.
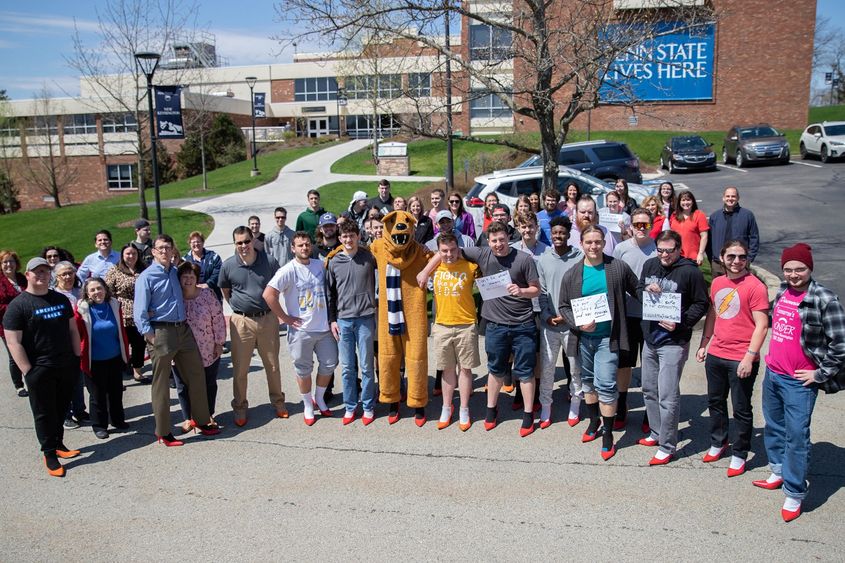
left=370, top=210, right=433, bottom=425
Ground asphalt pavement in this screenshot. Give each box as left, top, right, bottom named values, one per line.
left=2, top=144, right=845, bottom=560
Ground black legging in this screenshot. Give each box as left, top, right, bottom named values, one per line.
left=124, top=324, right=146, bottom=369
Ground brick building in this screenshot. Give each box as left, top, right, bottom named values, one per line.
left=1, top=0, right=816, bottom=210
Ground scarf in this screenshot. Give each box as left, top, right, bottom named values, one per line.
left=385, top=263, right=405, bottom=335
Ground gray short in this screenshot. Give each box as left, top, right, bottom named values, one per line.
left=287, top=328, right=339, bottom=377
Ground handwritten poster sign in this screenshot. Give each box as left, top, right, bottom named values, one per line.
left=476, top=270, right=512, bottom=301
left=571, top=294, right=612, bottom=326
left=599, top=210, right=624, bottom=233
left=642, top=291, right=682, bottom=323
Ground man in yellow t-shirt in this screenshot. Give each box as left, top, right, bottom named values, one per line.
left=431, top=232, right=480, bottom=431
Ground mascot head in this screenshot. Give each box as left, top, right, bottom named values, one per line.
left=382, top=210, right=417, bottom=254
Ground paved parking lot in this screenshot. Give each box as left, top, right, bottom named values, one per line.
left=661, top=157, right=845, bottom=297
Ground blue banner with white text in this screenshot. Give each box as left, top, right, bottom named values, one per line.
left=154, top=86, right=184, bottom=139
left=599, top=22, right=715, bottom=103
left=254, top=93, right=266, bottom=118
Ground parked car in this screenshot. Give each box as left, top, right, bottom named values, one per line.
left=517, top=140, right=643, bottom=183
left=799, top=121, right=845, bottom=162
left=722, top=124, right=790, bottom=167
left=464, top=166, right=656, bottom=235
left=659, top=135, right=718, bottom=173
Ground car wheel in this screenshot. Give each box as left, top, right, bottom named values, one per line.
left=722, top=146, right=730, bottom=163
left=821, top=145, right=829, bottom=163
left=799, top=142, right=808, bottom=159
left=736, top=150, right=745, bottom=168
left=660, top=155, right=666, bottom=170
left=668, top=159, right=675, bottom=174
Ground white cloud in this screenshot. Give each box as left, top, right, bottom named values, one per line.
left=211, top=28, right=288, bottom=65
left=0, top=11, right=100, bottom=34
left=0, top=76, right=81, bottom=100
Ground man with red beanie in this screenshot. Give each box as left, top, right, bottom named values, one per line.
left=759, top=243, right=845, bottom=522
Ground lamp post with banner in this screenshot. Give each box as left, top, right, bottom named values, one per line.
left=245, top=76, right=260, bottom=176
left=134, top=51, right=163, bottom=234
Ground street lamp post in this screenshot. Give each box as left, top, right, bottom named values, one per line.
left=134, top=51, right=163, bottom=234
left=245, top=76, right=260, bottom=176
left=336, top=87, right=347, bottom=140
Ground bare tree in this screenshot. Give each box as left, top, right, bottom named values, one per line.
left=0, top=91, right=21, bottom=213
left=20, top=87, right=78, bottom=208
left=278, top=0, right=716, bottom=191
left=65, top=0, right=200, bottom=219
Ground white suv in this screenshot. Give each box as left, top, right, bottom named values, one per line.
left=799, top=121, right=845, bottom=163
left=464, top=166, right=656, bottom=234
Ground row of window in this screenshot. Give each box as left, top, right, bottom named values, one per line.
left=293, top=74, right=432, bottom=101
left=0, top=113, right=138, bottom=137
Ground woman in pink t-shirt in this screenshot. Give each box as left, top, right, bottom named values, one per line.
left=758, top=243, right=845, bottom=522
left=669, top=190, right=709, bottom=265
left=696, top=240, right=768, bottom=478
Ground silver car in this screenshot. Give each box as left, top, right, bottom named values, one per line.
left=464, top=165, right=656, bottom=234
left=722, top=124, right=790, bottom=167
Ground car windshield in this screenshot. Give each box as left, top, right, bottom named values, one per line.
left=739, top=126, right=780, bottom=138
left=672, top=137, right=708, bottom=149
left=823, top=124, right=845, bottom=136
left=467, top=181, right=489, bottom=198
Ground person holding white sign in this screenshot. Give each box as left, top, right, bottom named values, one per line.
left=559, top=226, right=638, bottom=461
left=598, top=190, right=632, bottom=246
left=417, top=222, right=541, bottom=437
left=695, top=240, right=768, bottom=478
left=638, top=231, right=708, bottom=466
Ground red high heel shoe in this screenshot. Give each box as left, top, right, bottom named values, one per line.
left=157, top=434, right=184, bottom=447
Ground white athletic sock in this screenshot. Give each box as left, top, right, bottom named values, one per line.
left=459, top=407, right=470, bottom=424
left=783, top=497, right=801, bottom=512
left=302, top=394, right=314, bottom=418
left=315, top=385, right=328, bottom=410
left=707, top=445, right=724, bottom=457
left=729, top=456, right=745, bottom=470
left=439, top=406, right=452, bottom=423
left=345, top=409, right=355, bottom=418
left=363, top=409, right=374, bottom=419
left=653, top=450, right=671, bottom=461
left=766, top=472, right=781, bottom=484
left=568, top=397, right=581, bottom=419
left=540, top=404, right=551, bottom=422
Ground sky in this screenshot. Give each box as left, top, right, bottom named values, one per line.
left=0, top=0, right=843, bottom=101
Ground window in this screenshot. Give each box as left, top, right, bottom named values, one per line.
left=593, top=145, right=633, bottom=160
left=344, top=114, right=401, bottom=139
left=63, top=114, right=97, bottom=135
left=0, top=118, right=19, bottom=138
left=408, top=73, right=431, bottom=97
left=558, top=149, right=589, bottom=165
left=102, top=113, right=138, bottom=133
left=26, top=116, right=58, bottom=135
left=345, top=75, right=402, bottom=100
left=469, top=90, right=512, bottom=119
left=469, top=24, right=512, bottom=61
left=106, top=164, right=136, bottom=190
left=294, top=77, right=338, bottom=102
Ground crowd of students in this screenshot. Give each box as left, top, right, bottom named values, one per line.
left=1, top=179, right=843, bottom=524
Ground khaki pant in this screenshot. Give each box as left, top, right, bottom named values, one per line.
left=150, top=323, right=210, bottom=436
left=229, top=313, right=285, bottom=417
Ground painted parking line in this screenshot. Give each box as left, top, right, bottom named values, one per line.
left=716, top=164, right=748, bottom=173
left=790, top=160, right=823, bottom=168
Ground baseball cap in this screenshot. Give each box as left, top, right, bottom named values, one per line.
left=134, top=219, right=151, bottom=230
left=350, top=191, right=368, bottom=206
left=26, top=257, right=51, bottom=272
left=435, top=210, right=453, bottom=223
left=319, top=212, right=338, bottom=226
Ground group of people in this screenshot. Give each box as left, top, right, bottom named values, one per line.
left=1, top=179, right=842, bottom=525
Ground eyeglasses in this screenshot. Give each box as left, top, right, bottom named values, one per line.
left=449, top=200, right=461, bottom=204
left=154, top=245, right=172, bottom=252
left=725, top=254, right=747, bottom=262
left=783, top=267, right=809, bottom=275
left=656, top=247, right=677, bottom=254
left=234, top=240, right=253, bottom=246
left=632, top=222, right=651, bottom=230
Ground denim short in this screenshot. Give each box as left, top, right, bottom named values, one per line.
left=485, top=320, right=537, bottom=382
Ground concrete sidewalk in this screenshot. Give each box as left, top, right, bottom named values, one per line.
left=182, top=139, right=442, bottom=261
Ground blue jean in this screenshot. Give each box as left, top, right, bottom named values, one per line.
left=338, top=315, right=376, bottom=413
left=485, top=320, right=537, bottom=381
left=762, top=367, right=818, bottom=500
left=579, top=334, right=618, bottom=404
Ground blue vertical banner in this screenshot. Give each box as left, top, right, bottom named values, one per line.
left=253, top=93, right=266, bottom=118
left=599, top=22, right=715, bottom=103
left=154, top=85, right=184, bottom=138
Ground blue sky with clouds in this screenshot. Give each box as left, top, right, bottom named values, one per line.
left=1, top=0, right=842, bottom=101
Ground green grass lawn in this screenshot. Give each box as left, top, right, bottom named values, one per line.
left=0, top=202, right=211, bottom=265
left=317, top=181, right=435, bottom=215
left=808, top=104, right=845, bottom=123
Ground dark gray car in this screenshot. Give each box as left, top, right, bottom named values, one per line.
left=660, top=135, right=718, bottom=173
left=517, top=140, right=643, bottom=183
left=722, top=124, right=790, bottom=167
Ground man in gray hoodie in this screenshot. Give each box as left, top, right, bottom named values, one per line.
left=326, top=220, right=378, bottom=425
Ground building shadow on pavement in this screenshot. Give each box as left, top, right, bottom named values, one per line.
left=804, top=441, right=845, bottom=514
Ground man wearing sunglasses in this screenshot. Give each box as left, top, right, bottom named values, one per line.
left=638, top=230, right=708, bottom=466
left=612, top=208, right=658, bottom=432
